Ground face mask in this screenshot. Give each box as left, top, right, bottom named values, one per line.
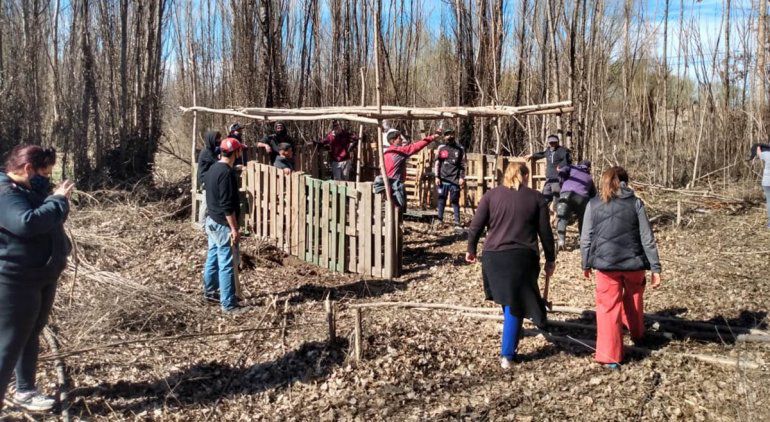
left=30, top=174, right=51, bottom=193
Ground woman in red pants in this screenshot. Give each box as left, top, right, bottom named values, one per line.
left=580, top=166, right=662, bottom=369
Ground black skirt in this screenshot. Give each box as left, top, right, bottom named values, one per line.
left=482, top=248, right=547, bottom=327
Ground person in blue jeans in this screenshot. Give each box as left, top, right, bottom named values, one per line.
left=754, top=144, right=770, bottom=228
left=433, top=129, right=466, bottom=227
left=203, top=137, right=247, bottom=313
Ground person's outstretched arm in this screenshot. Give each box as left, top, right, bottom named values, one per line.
left=388, top=135, right=437, bottom=156
left=467, top=193, right=491, bottom=256
left=537, top=193, right=556, bottom=263
left=636, top=198, right=662, bottom=273
left=0, top=190, right=70, bottom=238
left=580, top=200, right=594, bottom=270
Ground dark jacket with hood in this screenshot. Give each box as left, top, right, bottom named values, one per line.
left=197, top=131, right=220, bottom=188
left=532, top=146, right=571, bottom=181
left=0, top=172, right=71, bottom=284
left=262, top=130, right=293, bottom=163
left=580, top=183, right=661, bottom=273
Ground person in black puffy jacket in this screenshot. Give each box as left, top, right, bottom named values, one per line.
left=0, top=145, right=73, bottom=412
left=580, top=166, right=661, bottom=369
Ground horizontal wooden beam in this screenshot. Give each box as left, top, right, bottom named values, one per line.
left=180, top=100, right=574, bottom=123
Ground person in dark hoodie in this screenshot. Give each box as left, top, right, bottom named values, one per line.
left=580, top=166, right=661, bottom=370
left=228, top=122, right=250, bottom=166
left=527, top=135, right=572, bottom=205
left=0, top=145, right=73, bottom=412
left=196, top=131, right=222, bottom=226
left=555, top=160, right=597, bottom=248
left=258, top=122, right=293, bottom=164
left=433, top=128, right=466, bottom=228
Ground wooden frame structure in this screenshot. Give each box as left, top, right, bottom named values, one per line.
left=182, top=100, right=572, bottom=278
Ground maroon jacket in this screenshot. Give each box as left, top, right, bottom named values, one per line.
left=383, top=136, right=436, bottom=181
left=321, top=130, right=358, bottom=162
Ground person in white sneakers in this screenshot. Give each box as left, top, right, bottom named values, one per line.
left=0, top=145, right=74, bottom=412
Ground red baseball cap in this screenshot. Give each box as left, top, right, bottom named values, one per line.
left=220, top=137, right=244, bottom=153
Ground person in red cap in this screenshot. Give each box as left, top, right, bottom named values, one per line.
left=377, top=130, right=439, bottom=210
left=202, top=137, right=247, bottom=313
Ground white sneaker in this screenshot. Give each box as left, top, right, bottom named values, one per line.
left=12, top=390, right=56, bottom=412
left=500, top=357, right=514, bottom=370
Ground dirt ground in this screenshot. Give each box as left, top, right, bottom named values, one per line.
left=2, top=177, right=769, bottom=421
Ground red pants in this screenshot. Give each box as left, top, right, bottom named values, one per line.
left=594, top=270, right=646, bottom=364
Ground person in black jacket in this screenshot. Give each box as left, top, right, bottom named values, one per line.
left=203, top=138, right=247, bottom=313
left=580, top=166, right=662, bottom=369
left=527, top=135, right=572, bottom=205
left=0, top=145, right=73, bottom=412
left=196, top=131, right=222, bottom=226
left=258, top=122, right=293, bottom=164
left=433, top=129, right=466, bottom=227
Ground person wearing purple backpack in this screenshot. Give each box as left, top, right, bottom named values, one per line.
left=556, top=160, right=596, bottom=249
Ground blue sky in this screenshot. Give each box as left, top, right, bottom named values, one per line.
left=166, top=0, right=752, bottom=83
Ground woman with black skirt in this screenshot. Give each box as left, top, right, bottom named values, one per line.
left=466, top=162, right=556, bottom=369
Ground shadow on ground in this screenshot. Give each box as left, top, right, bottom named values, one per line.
left=69, top=340, right=348, bottom=417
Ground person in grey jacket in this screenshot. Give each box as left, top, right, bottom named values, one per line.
left=528, top=135, right=572, bottom=205
left=580, top=166, right=661, bottom=369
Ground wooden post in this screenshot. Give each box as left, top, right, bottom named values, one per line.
left=676, top=200, right=682, bottom=227
left=357, top=67, right=366, bottom=183
left=190, top=109, right=199, bottom=224
left=231, top=238, right=243, bottom=299
left=189, top=38, right=199, bottom=224
left=492, top=118, right=502, bottom=182
left=325, top=296, right=336, bottom=344
left=373, top=0, right=393, bottom=205
left=353, top=308, right=363, bottom=361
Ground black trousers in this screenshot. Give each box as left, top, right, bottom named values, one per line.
left=556, top=192, right=589, bottom=242
left=0, top=280, right=57, bottom=409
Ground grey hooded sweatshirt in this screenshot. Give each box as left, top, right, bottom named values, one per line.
left=580, top=183, right=661, bottom=273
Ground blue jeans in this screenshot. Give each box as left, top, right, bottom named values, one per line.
left=437, top=182, right=461, bottom=224
left=764, top=186, right=770, bottom=227
left=203, top=217, right=238, bottom=310
left=501, top=306, right=523, bottom=359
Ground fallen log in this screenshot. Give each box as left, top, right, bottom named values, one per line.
left=459, top=313, right=769, bottom=344
left=39, top=323, right=323, bottom=361
left=350, top=302, right=769, bottom=338
left=551, top=305, right=769, bottom=337
left=43, top=326, right=70, bottom=422
left=519, top=329, right=762, bottom=370
left=348, top=302, right=765, bottom=370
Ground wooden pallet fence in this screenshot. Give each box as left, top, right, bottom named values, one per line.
left=243, top=163, right=399, bottom=278
left=404, top=152, right=543, bottom=213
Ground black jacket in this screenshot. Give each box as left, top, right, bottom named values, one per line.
left=433, top=142, right=467, bottom=186
left=532, top=146, right=571, bottom=181
left=197, top=131, right=220, bottom=188
left=0, top=172, right=71, bottom=284
left=580, top=184, right=661, bottom=273
left=262, top=132, right=293, bottom=163
left=204, top=162, right=240, bottom=227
